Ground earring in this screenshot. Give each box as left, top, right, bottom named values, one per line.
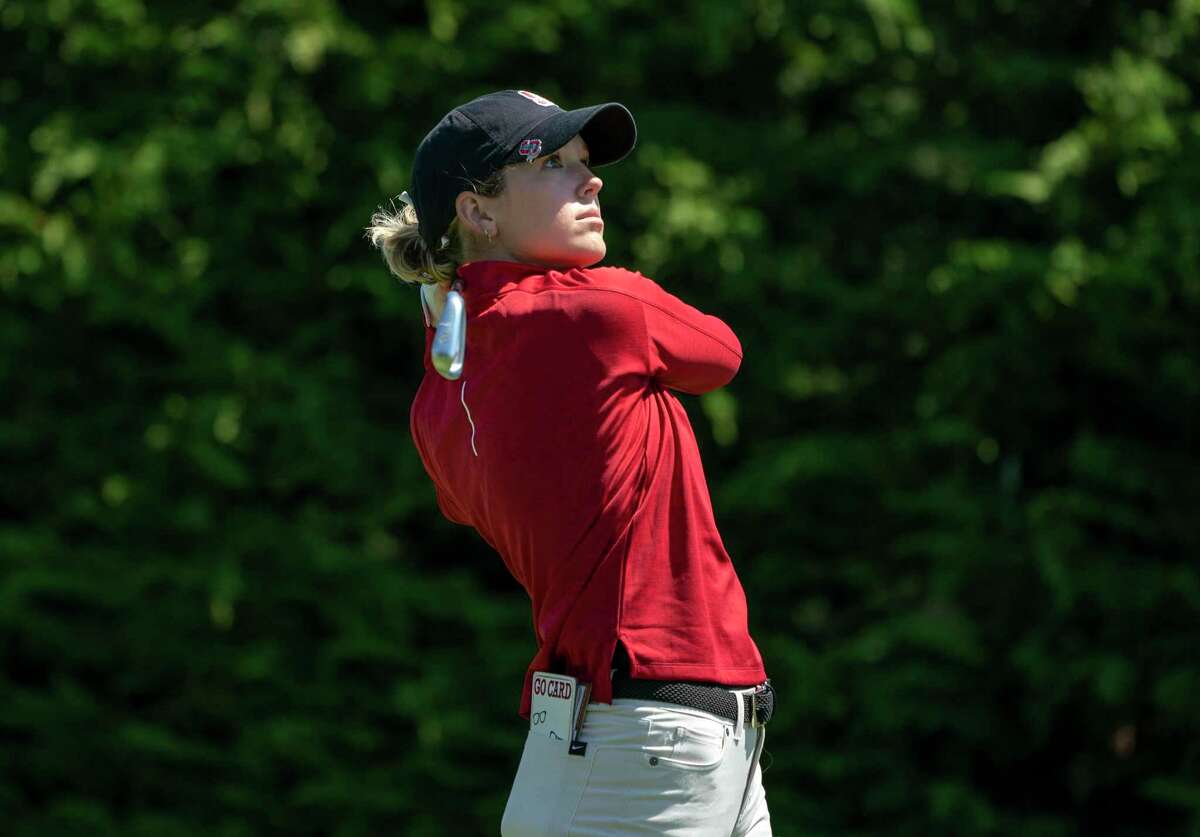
left=486, top=229, right=494, bottom=244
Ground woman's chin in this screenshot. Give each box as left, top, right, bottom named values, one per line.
left=554, top=242, right=606, bottom=269
left=580, top=244, right=606, bottom=267
left=524, top=238, right=606, bottom=269
left=577, top=236, right=606, bottom=265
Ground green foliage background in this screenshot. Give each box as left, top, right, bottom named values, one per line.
left=3, top=0, right=1199, bottom=834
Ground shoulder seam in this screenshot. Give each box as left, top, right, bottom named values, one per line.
left=488, top=285, right=742, bottom=360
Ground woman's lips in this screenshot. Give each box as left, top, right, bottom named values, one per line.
left=578, top=210, right=603, bottom=229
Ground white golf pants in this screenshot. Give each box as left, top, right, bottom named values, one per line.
left=501, top=694, right=772, bottom=836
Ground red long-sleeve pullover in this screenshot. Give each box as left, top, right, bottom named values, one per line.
left=410, top=260, right=766, bottom=719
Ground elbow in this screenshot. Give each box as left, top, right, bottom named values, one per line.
left=711, top=334, right=744, bottom=388
left=708, top=322, right=743, bottom=385
left=710, top=352, right=743, bottom=391
left=666, top=351, right=743, bottom=395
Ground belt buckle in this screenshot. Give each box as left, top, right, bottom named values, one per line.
left=749, top=690, right=762, bottom=729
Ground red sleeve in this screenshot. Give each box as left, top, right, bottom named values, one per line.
left=588, top=267, right=743, bottom=395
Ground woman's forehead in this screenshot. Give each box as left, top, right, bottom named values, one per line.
left=562, top=135, right=589, bottom=154
left=539, top=134, right=588, bottom=159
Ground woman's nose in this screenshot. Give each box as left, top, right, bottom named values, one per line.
left=581, top=173, right=603, bottom=199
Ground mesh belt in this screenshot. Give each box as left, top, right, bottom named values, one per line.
left=611, top=674, right=775, bottom=727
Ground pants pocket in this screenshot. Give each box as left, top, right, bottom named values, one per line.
left=567, top=708, right=742, bottom=833
left=649, top=713, right=729, bottom=772
left=501, top=732, right=597, bottom=837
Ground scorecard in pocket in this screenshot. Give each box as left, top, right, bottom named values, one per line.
left=530, top=672, right=592, bottom=756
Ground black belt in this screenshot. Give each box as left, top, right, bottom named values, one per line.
left=611, top=674, right=775, bottom=727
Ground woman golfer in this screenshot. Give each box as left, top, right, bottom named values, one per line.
left=368, top=90, right=774, bottom=835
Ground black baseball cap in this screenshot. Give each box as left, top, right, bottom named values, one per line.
left=409, top=90, right=637, bottom=251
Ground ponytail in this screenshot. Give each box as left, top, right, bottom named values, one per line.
left=366, top=169, right=507, bottom=286
left=365, top=198, right=459, bottom=286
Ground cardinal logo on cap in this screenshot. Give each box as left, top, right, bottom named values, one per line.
left=518, top=139, right=543, bottom=161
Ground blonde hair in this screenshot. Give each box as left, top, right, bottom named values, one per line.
left=366, top=169, right=507, bottom=286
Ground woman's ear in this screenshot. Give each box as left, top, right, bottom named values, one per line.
left=455, top=191, right=496, bottom=240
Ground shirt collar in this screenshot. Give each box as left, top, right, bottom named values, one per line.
left=455, top=260, right=545, bottom=296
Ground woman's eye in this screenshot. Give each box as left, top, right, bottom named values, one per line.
left=544, top=155, right=562, bottom=168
